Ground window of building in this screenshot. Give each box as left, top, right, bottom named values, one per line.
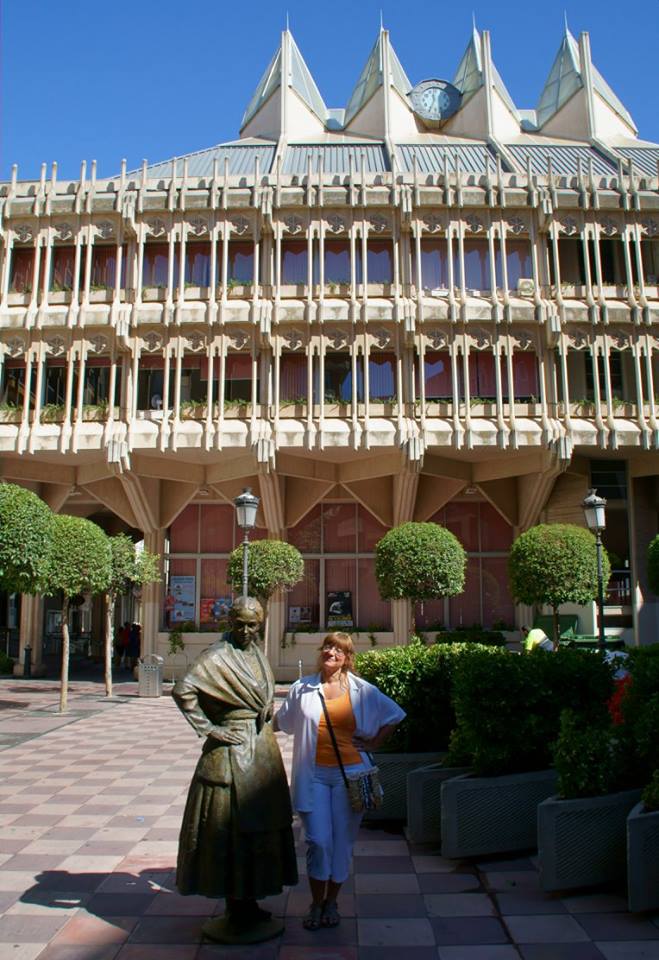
left=424, top=351, right=452, bottom=400
left=225, top=354, right=253, bottom=402
left=323, top=240, right=351, bottom=285
left=369, top=352, right=396, bottom=401
left=228, top=242, right=254, bottom=284
left=497, top=239, right=532, bottom=290
left=9, top=248, right=34, bottom=293
left=415, top=500, right=514, bottom=630
left=281, top=241, right=308, bottom=284
left=1, top=360, right=36, bottom=408
left=590, top=460, right=627, bottom=501
left=43, top=362, right=68, bottom=406
left=468, top=352, right=497, bottom=400
left=142, top=244, right=169, bottom=287
left=321, top=352, right=363, bottom=403
left=596, top=239, right=627, bottom=285
left=462, top=239, right=491, bottom=291
left=280, top=354, right=307, bottom=403
left=508, top=352, right=540, bottom=402
left=184, top=242, right=211, bottom=287
left=90, top=246, right=127, bottom=290
left=50, top=246, right=76, bottom=291
left=554, top=238, right=586, bottom=285
left=585, top=353, right=623, bottom=400
left=641, top=239, right=659, bottom=285
left=83, top=361, right=120, bottom=406
left=414, top=239, right=449, bottom=290
left=364, top=240, right=393, bottom=284
left=285, top=503, right=392, bottom=630
left=137, top=357, right=166, bottom=410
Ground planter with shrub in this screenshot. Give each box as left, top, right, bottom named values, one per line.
left=440, top=646, right=614, bottom=858
left=627, top=771, right=659, bottom=912
left=538, top=709, right=641, bottom=892
left=355, top=640, right=474, bottom=820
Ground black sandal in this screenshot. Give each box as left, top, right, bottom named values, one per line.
left=302, top=903, right=323, bottom=930
left=321, top=900, right=340, bottom=927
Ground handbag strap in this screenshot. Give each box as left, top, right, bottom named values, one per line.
left=318, top=691, right=350, bottom=789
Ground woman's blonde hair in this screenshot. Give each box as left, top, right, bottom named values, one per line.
left=316, top=632, right=355, bottom=674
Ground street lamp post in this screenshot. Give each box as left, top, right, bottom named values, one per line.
left=582, top=488, right=607, bottom=651
left=234, top=487, right=260, bottom=599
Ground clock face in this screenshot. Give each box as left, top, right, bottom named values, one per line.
left=410, top=79, right=461, bottom=123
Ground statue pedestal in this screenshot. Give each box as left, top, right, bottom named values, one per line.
left=201, top=915, right=284, bottom=944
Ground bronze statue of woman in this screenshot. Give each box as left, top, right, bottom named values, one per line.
left=173, top=596, right=297, bottom=943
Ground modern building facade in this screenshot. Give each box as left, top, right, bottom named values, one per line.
left=2, top=25, right=659, bottom=677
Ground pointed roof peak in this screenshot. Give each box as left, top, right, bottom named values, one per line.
left=537, top=27, right=635, bottom=132
left=241, top=29, right=328, bottom=131
left=344, top=29, right=412, bottom=127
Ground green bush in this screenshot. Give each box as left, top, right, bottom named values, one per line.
left=435, top=627, right=506, bottom=647
left=617, top=646, right=659, bottom=787
left=0, top=482, right=53, bottom=594
left=0, top=651, right=13, bottom=674
left=448, top=646, right=614, bottom=776
left=647, top=535, right=659, bottom=595
left=641, top=770, right=659, bottom=812
left=375, top=522, right=466, bottom=604
left=553, top=710, right=622, bottom=798
left=227, top=539, right=303, bottom=607
left=355, top=641, right=480, bottom=753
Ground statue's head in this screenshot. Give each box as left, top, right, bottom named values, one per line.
left=230, top=597, right=264, bottom=648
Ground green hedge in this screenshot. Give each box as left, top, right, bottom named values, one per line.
left=434, top=627, right=506, bottom=647
left=0, top=651, right=13, bottom=674
left=448, top=647, right=614, bottom=775
left=355, top=641, right=483, bottom=753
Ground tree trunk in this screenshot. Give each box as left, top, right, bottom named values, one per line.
left=59, top=596, right=70, bottom=713
left=552, top=607, right=560, bottom=652
left=104, top=592, right=114, bottom=698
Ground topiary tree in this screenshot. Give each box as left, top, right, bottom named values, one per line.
left=375, top=521, right=466, bottom=632
left=228, top=539, right=304, bottom=611
left=0, top=482, right=53, bottom=595
left=104, top=534, right=161, bottom=698
left=45, top=515, right=112, bottom=712
left=509, top=523, right=611, bottom=650
left=647, top=534, right=659, bottom=595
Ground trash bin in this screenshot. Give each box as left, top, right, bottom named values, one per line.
left=138, top=654, right=164, bottom=697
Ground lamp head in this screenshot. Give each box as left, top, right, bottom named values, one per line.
left=234, top=487, right=259, bottom=531
left=582, top=488, right=607, bottom=532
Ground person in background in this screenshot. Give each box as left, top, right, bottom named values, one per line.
left=273, top=632, right=405, bottom=931
left=521, top=625, right=554, bottom=652
left=115, top=621, right=130, bottom=669
left=128, top=622, right=141, bottom=668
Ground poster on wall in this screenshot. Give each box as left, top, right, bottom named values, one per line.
left=169, top=576, right=196, bottom=624
left=289, top=605, right=312, bottom=627
left=200, top=597, right=233, bottom=625
left=326, top=591, right=353, bottom=629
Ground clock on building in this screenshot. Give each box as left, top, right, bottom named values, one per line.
left=409, top=79, right=462, bottom=125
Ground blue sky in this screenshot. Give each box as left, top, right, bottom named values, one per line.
left=2, top=0, right=657, bottom=181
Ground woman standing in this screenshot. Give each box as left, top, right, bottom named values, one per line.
left=274, top=632, right=405, bottom=930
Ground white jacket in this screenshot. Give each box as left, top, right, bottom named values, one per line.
left=274, top=672, right=406, bottom=813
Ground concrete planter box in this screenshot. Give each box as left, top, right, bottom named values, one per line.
left=364, top=752, right=445, bottom=821
left=627, top=801, right=659, bottom=913
left=441, top=769, right=558, bottom=859
left=406, top=763, right=471, bottom=844
left=538, top=788, right=641, bottom=893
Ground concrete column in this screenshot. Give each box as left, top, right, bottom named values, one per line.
left=14, top=594, right=45, bottom=676
left=140, top=529, right=166, bottom=658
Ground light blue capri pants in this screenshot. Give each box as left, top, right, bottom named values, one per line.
left=299, top=762, right=366, bottom=883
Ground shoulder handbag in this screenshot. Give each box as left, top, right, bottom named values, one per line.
left=318, top=691, right=384, bottom=813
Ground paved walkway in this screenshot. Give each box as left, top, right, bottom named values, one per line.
left=0, top=677, right=658, bottom=960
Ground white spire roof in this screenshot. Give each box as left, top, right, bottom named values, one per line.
left=452, top=27, right=519, bottom=119
left=344, top=30, right=412, bottom=127
left=241, top=31, right=328, bottom=131
left=536, top=28, right=636, bottom=131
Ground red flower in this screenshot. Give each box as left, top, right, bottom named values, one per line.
left=608, top=674, right=632, bottom=725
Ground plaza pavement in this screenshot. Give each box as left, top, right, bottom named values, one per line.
left=0, top=677, right=658, bottom=960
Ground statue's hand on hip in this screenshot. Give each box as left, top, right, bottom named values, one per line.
left=207, top=726, right=246, bottom=746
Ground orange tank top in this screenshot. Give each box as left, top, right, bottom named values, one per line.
left=316, top=689, right=362, bottom=766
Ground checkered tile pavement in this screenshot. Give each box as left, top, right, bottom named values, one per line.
left=0, top=677, right=658, bottom=960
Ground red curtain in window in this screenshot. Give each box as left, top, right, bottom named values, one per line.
left=510, top=352, right=539, bottom=401
left=142, top=244, right=169, bottom=286
left=503, top=240, right=532, bottom=289
left=225, top=355, right=252, bottom=379
left=51, top=247, right=75, bottom=290
left=91, top=246, right=126, bottom=289
left=449, top=557, right=481, bottom=628
left=442, top=502, right=479, bottom=552
left=468, top=352, right=497, bottom=399
left=425, top=352, right=452, bottom=399
left=357, top=506, right=388, bottom=552
left=324, top=241, right=351, bottom=284
left=199, top=504, right=234, bottom=553
left=280, top=355, right=307, bottom=402
left=418, top=240, right=449, bottom=290
left=479, top=502, right=513, bottom=551
left=9, top=249, right=34, bottom=292
left=185, top=243, right=211, bottom=286
left=414, top=598, right=445, bottom=631
left=227, top=242, right=254, bottom=283
left=463, top=240, right=491, bottom=290
left=481, top=558, right=515, bottom=627
left=170, top=505, right=199, bottom=552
